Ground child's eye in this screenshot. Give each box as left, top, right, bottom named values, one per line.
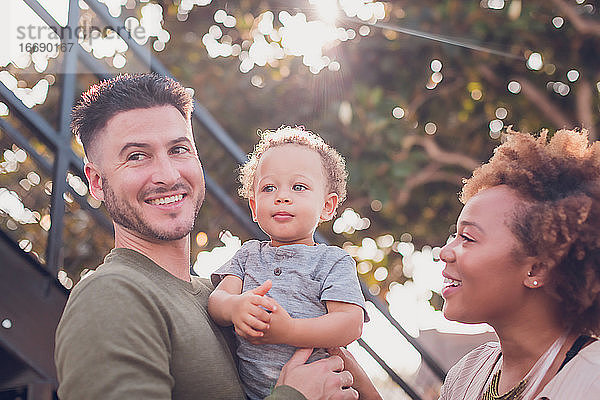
left=262, top=185, right=276, bottom=192
left=292, top=184, right=307, bottom=191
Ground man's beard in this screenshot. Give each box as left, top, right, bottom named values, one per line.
left=102, top=179, right=203, bottom=241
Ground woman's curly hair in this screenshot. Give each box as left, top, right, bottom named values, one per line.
left=238, top=126, right=347, bottom=209
left=462, top=129, right=600, bottom=335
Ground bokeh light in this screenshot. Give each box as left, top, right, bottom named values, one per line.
left=495, top=107, right=508, bottom=119
left=392, top=107, right=405, bottom=119
left=508, top=80, right=521, bottom=94
left=526, top=52, right=543, bottom=70
left=566, top=69, right=579, bottom=82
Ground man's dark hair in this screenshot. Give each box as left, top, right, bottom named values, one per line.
left=71, top=73, right=194, bottom=156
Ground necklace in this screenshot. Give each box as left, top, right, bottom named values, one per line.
left=482, top=370, right=527, bottom=400
left=479, top=331, right=569, bottom=400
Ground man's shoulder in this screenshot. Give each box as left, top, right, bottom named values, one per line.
left=66, top=250, right=165, bottom=309
left=73, top=257, right=151, bottom=293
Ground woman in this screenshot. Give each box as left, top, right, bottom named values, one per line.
left=334, top=129, right=600, bottom=399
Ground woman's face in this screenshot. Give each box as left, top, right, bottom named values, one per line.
left=439, top=185, right=532, bottom=325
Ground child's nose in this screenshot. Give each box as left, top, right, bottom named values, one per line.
left=275, top=194, right=291, bottom=204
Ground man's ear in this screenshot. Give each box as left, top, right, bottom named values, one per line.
left=320, top=193, right=339, bottom=222
left=84, top=162, right=104, bottom=202
left=248, top=197, right=258, bottom=222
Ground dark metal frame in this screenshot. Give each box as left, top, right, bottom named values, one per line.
left=1, top=0, right=448, bottom=398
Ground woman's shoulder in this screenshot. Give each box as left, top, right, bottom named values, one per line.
left=450, top=341, right=500, bottom=372
left=440, top=342, right=500, bottom=400
left=579, top=338, right=600, bottom=362
left=538, top=340, right=600, bottom=399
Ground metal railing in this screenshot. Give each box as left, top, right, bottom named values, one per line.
left=1, top=1, right=447, bottom=398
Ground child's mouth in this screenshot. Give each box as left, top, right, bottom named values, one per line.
left=273, top=212, right=293, bottom=221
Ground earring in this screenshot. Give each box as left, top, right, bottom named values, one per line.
left=527, top=271, right=533, bottom=277
left=533, top=280, right=539, bottom=286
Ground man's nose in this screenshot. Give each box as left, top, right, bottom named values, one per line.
left=152, top=155, right=181, bottom=186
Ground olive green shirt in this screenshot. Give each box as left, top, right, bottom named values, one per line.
left=55, top=248, right=304, bottom=400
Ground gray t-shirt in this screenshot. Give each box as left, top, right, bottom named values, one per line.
left=212, top=240, right=367, bottom=400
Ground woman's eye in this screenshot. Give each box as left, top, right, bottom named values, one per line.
left=292, top=184, right=307, bottom=191
left=460, top=234, right=474, bottom=242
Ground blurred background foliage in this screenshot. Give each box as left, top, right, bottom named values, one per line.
left=2, top=0, right=599, bottom=302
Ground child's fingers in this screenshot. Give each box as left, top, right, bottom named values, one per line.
left=235, top=322, right=266, bottom=339
left=251, top=279, right=272, bottom=296
left=250, top=294, right=277, bottom=312
left=260, top=295, right=278, bottom=312
left=248, top=306, right=272, bottom=324
left=245, top=316, right=270, bottom=332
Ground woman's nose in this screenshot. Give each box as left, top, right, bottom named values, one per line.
left=439, top=241, right=455, bottom=263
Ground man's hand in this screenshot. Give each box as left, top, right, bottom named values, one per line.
left=276, top=348, right=359, bottom=400
left=327, top=347, right=382, bottom=400
left=230, top=280, right=277, bottom=340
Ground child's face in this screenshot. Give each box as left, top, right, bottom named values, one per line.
left=249, top=144, right=338, bottom=247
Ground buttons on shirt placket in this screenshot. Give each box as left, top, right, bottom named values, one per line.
left=272, top=249, right=289, bottom=277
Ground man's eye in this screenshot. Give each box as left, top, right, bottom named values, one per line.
left=127, top=153, right=146, bottom=161
left=172, top=146, right=189, bottom=154
left=292, top=184, right=307, bottom=191
left=262, top=185, right=275, bottom=192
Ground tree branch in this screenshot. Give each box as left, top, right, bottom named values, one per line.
left=400, top=135, right=481, bottom=171
left=514, top=76, right=575, bottom=129
left=551, top=0, right=600, bottom=37
left=575, top=78, right=597, bottom=141
left=394, top=163, right=464, bottom=207
left=480, top=65, right=582, bottom=133
left=407, top=79, right=464, bottom=120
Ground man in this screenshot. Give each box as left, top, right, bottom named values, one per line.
left=54, top=74, right=358, bottom=399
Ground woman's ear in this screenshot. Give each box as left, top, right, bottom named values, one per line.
left=524, top=260, right=552, bottom=289
left=320, top=193, right=339, bottom=222
left=84, top=162, right=104, bottom=202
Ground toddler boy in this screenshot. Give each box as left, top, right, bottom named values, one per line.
left=208, top=126, right=367, bottom=400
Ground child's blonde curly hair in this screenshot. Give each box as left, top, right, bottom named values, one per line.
left=239, top=126, right=347, bottom=209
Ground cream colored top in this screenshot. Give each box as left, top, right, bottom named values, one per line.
left=440, top=340, right=600, bottom=400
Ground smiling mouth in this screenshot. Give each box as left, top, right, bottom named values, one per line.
left=146, top=194, right=184, bottom=205
left=443, top=277, right=462, bottom=288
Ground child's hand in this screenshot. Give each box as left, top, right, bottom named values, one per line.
left=247, top=298, right=293, bottom=345
left=231, top=280, right=277, bottom=340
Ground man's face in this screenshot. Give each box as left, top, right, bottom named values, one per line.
left=85, top=105, right=205, bottom=242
